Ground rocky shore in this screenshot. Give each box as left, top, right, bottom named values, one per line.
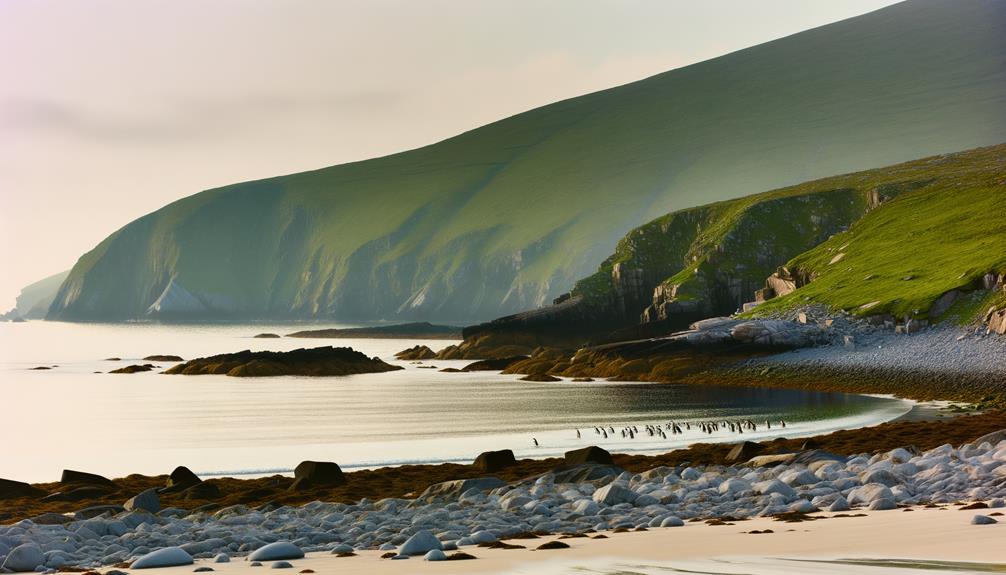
left=2, top=413, right=1005, bottom=571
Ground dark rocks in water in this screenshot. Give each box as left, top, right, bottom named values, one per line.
left=461, top=356, right=528, bottom=372
left=110, top=364, right=157, bottom=374
left=29, top=366, right=51, bottom=370
left=61, top=469, right=116, bottom=487
left=571, top=377, right=594, bottom=382
left=289, top=461, right=346, bottom=490
left=726, top=441, right=766, bottom=462
left=439, top=367, right=462, bottom=372
left=0, top=478, right=45, bottom=499
left=564, top=446, right=614, bottom=466
left=395, top=345, right=437, bottom=360
left=144, top=354, right=184, bottom=362
left=473, top=450, right=517, bottom=473
left=105, top=357, right=122, bottom=361
left=167, top=466, right=202, bottom=489
left=183, top=481, right=221, bottom=500
left=520, top=374, right=561, bottom=382
left=287, top=322, right=462, bottom=340
left=253, top=333, right=281, bottom=338
left=164, top=347, right=403, bottom=377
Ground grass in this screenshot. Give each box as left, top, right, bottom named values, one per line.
left=753, top=146, right=1006, bottom=321
left=49, top=0, right=1006, bottom=322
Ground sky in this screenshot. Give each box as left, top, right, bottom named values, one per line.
left=0, top=0, right=901, bottom=310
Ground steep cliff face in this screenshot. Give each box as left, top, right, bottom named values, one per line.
left=458, top=144, right=1006, bottom=353
left=48, top=0, right=1006, bottom=322
left=2, top=270, right=69, bottom=320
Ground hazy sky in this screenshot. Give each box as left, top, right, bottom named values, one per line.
left=0, top=0, right=900, bottom=309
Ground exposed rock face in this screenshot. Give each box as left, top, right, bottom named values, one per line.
left=164, top=347, right=403, bottom=377
left=166, top=466, right=202, bottom=491
left=760, top=266, right=814, bottom=301
left=0, top=478, right=45, bottom=500
left=986, top=307, right=1006, bottom=336
left=395, top=345, right=437, bottom=360
left=459, top=356, right=529, bottom=372
left=60, top=470, right=115, bottom=487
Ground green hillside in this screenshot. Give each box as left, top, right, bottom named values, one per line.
left=49, top=0, right=1006, bottom=322
left=753, top=147, right=1006, bottom=321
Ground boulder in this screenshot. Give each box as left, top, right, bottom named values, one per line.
left=592, top=482, right=636, bottom=505
left=725, top=441, right=765, bottom=462
left=848, top=483, right=894, bottom=506
left=551, top=464, right=622, bottom=483
left=42, top=484, right=115, bottom=502
left=289, top=461, right=346, bottom=490
left=131, top=547, right=194, bottom=569
left=124, top=488, right=160, bottom=513
left=0, top=478, right=45, bottom=500
left=2, top=544, right=45, bottom=572
left=183, top=481, right=221, bottom=500
left=968, top=429, right=1006, bottom=449
left=248, top=542, right=305, bottom=562
left=60, top=469, right=115, bottom=487
left=399, top=530, right=443, bottom=556
left=564, top=445, right=614, bottom=466
left=972, top=515, right=998, bottom=525
left=861, top=468, right=901, bottom=487
left=460, top=356, right=528, bottom=371
left=424, top=549, right=446, bottom=561
left=167, top=466, right=202, bottom=488
left=473, top=449, right=517, bottom=472
left=395, top=345, right=437, bottom=360
left=416, top=477, right=505, bottom=502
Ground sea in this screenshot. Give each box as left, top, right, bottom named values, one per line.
left=0, top=321, right=912, bottom=484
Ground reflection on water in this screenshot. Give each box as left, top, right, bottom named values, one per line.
left=1, top=322, right=910, bottom=482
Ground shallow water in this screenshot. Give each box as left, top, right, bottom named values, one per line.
left=0, top=322, right=911, bottom=483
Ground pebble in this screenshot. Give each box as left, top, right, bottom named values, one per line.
left=2, top=436, right=1005, bottom=570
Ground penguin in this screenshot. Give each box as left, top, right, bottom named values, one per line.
left=533, top=437, right=539, bottom=447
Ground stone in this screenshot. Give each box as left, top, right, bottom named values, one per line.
left=755, top=479, right=796, bottom=499
left=213, top=554, right=230, bottom=563
left=399, top=530, right=443, bottom=556
left=592, top=483, right=637, bottom=506
left=827, top=496, right=850, bottom=512
left=416, top=477, right=505, bottom=502
left=270, top=562, right=293, bottom=569
left=248, top=542, right=305, bottom=562
left=168, top=466, right=202, bottom=489
left=659, top=516, right=684, bottom=527
left=194, top=567, right=214, bottom=572
left=290, top=461, right=346, bottom=490
left=725, top=441, right=765, bottom=463
left=473, top=450, right=517, bottom=473
left=564, top=445, right=614, bottom=466
left=862, top=469, right=900, bottom=487
left=330, top=544, right=354, bottom=554
left=60, top=469, right=115, bottom=487
left=131, top=547, right=194, bottom=569
left=0, top=478, right=45, bottom=500
left=424, top=549, right=446, bottom=561
left=867, top=498, right=897, bottom=511
left=971, top=515, right=998, bottom=525
left=551, top=464, right=622, bottom=483
left=124, top=489, right=161, bottom=513
left=2, top=544, right=45, bottom=572
left=183, top=482, right=221, bottom=500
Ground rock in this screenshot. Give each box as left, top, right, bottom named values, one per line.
left=968, top=429, right=1006, bottom=448
left=564, top=445, right=613, bottom=466
left=124, top=489, right=161, bottom=513
left=827, top=496, right=850, bottom=512
left=165, top=347, right=404, bottom=377
left=168, top=466, right=202, bottom=489
left=2, top=544, right=45, bottom=572
left=183, top=481, right=221, bottom=500
left=290, top=461, right=346, bottom=490
left=424, top=550, right=446, bottom=561
left=394, top=345, right=437, bottom=360
left=0, top=478, right=45, bottom=499
left=144, top=354, right=184, bottom=361
left=330, top=544, right=354, bottom=555
left=659, top=516, right=684, bottom=527
left=269, top=561, right=293, bottom=569
left=253, top=333, right=281, bottom=338
left=460, top=356, right=528, bottom=371
left=110, top=364, right=157, bottom=374
left=248, top=542, right=305, bottom=562
left=399, top=530, right=443, bottom=556
left=131, top=547, right=194, bottom=569
left=592, top=483, right=636, bottom=506
left=73, top=504, right=125, bottom=519
left=213, top=554, right=230, bottom=563
left=972, top=515, right=998, bottom=525
left=551, top=464, right=622, bottom=483
left=416, top=477, right=505, bottom=502
left=60, top=469, right=115, bottom=487
left=42, top=485, right=115, bottom=502
left=470, top=531, right=496, bottom=544
left=473, top=450, right=517, bottom=472
left=250, top=563, right=262, bottom=567
left=755, top=479, right=796, bottom=499
left=861, top=469, right=900, bottom=487
left=194, top=567, right=214, bottom=572
left=520, top=374, right=561, bottom=382
left=725, top=441, right=765, bottom=462
left=536, top=541, right=570, bottom=550
left=868, top=499, right=897, bottom=511
left=848, top=484, right=895, bottom=506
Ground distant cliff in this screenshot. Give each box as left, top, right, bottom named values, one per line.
left=48, top=0, right=1006, bottom=323
left=2, top=270, right=69, bottom=320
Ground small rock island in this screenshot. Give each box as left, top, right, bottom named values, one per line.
left=164, top=346, right=403, bottom=377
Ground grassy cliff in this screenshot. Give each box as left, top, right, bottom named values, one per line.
left=49, top=0, right=1006, bottom=322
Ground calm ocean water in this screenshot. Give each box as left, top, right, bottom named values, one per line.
left=0, top=321, right=910, bottom=483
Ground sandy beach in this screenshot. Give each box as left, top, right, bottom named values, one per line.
left=145, top=506, right=1005, bottom=574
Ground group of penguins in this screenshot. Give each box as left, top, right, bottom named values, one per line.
left=532, top=418, right=789, bottom=446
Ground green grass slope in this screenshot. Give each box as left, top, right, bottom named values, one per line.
left=49, top=0, right=1006, bottom=322
left=754, top=146, right=1006, bottom=321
